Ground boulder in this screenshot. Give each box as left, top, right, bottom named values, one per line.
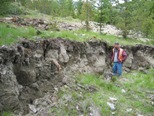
left=13, top=66, right=36, bottom=85
left=0, top=64, right=21, bottom=113
left=59, top=44, right=69, bottom=63
left=46, top=49, right=59, bottom=60
left=107, top=102, right=116, bottom=111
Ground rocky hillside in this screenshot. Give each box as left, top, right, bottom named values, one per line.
left=0, top=38, right=154, bottom=115
left=0, top=16, right=150, bottom=43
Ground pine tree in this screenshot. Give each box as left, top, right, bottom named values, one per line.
left=80, top=0, right=94, bottom=31
left=95, top=0, right=113, bottom=34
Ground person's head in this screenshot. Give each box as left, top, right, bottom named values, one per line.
left=114, top=42, right=120, bottom=49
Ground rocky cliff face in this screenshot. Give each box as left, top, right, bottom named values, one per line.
left=0, top=38, right=154, bottom=114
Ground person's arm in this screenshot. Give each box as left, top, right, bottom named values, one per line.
left=122, top=50, right=127, bottom=62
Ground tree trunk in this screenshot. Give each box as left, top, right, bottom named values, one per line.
left=86, top=0, right=89, bottom=31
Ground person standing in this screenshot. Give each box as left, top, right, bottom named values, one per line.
left=111, top=42, right=127, bottom=76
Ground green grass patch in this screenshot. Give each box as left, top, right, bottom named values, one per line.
left=40, top=29, right=145, bottom=46
left=0, top=20, right=152, bottom=46
left=51, top=69, right=154, bottom=115
left=0, top=111, right=11, bottom=116
left=0, top=22, right=36, bottom=45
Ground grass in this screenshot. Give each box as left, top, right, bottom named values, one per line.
left=40, top=29, right=145, bottom=45
left=0, top=19, right=151, bottom=46
left=49, top=69, right=154, bottom=116
left=0, top=22, right=36, bottom=45
left=0, top=112, right=11, bottom=116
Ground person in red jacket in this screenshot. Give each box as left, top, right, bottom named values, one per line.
left=111, top=42, right=127, bottom=76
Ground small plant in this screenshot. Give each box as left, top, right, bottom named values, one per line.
left=1, top=112, right=11, bottom=116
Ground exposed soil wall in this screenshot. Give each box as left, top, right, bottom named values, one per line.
left=0, top=38, right=153, bottom=114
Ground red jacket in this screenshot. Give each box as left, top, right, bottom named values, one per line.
left=111, top=48, right=127, bottom=63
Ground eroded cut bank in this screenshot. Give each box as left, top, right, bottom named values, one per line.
left=0, top=38, right=153, bottom=114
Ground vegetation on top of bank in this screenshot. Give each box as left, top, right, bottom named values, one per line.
left=1, top=22, right=151, bottom=46
left=1, top=0, right=154, bottom=39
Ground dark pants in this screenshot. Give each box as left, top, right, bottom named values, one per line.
left=112, top=62, right=123, bottom=76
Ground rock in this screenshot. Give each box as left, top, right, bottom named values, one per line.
left=59, top=43, right=69, bottom=63
left=0, top=64, right=21, bottom=113
left=81, top=34, right=86, bottom=36
left=89, top=105, right=101, bottom=116
left=58, top=21, right=82, bottom=31
left=123, top=49, right=133, bottom=68
left=54, top=87, right=59, bottom=92
left=139, top=38, right=150, bottom=42
left=138, top=67, right=149, bottom=74
left=126, top=108, right=132, bottom=112
left=31, top=83, right=39, bottom=90
left=0, top=103, right=3, bottom=112
left=13, top=66, right=36, bottom=85
left=131, top=47, right=154, bottom=69
left=151, top=97, right=154, bottom=102
left=103, top=72, right=113, bottom=81
left=147, top=94, right=154, bottom=103
left=51, top=96, right=58, bottom=103
left=109, top=97, right=117, bottom=102
left=136, top=113, right=144, bottom=116
left=62, top=76, right=71, bottom=85
left=90, top=23, right=122, bottom=36
left=107, top=102, right=116, bottom=111
left=86, top=85, right=98, bottom=92
left=151, top=102, right=154, bottom=106
left=46, top=50, right=59, bottom=60
left=138, top=67, right=144, bottom=72
left=28, top=104, right=38, bottom=113
left=123, top=67, right=131, bottom=73
left=93, top=55, right=106, bottom=74
left=1, top=69, right=7, bottom=75
left=121, top=89, right=126, bottom=93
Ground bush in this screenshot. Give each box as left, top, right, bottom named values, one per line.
left=0, top=2, right=24, bottom=16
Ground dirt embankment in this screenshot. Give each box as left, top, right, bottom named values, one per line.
left=0, top=38, right=154, bottom=114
